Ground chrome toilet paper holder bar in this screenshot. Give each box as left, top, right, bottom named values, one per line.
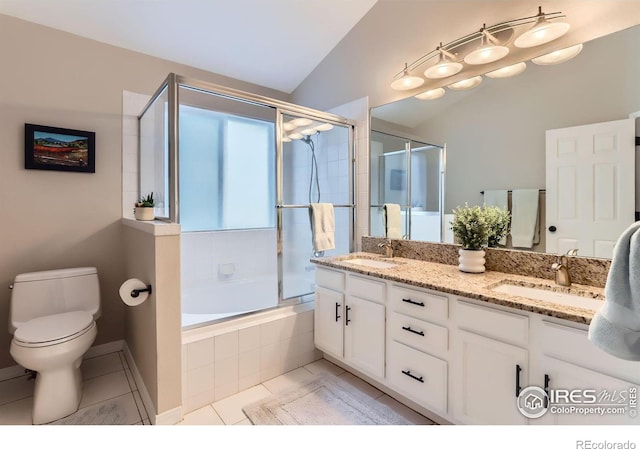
left=131, top=285, right=152, bottom=298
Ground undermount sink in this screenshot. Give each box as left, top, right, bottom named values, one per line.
left=342, top=258, right=398, bottom=269
left=490, top=282, right=605, bottom=312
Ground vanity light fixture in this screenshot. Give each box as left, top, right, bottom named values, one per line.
left=288, top=132, right=304, bottom=140
left=463, top=27, right=509, bottom=65
left=531, top=43, right=583, bottom=65
left=390, top=64, right=425, bottom=91
left=415, top=87, right=446, bottom=100
left=390, top=6, right=573, bottom=92
left=424, top=46, right=464, bottom=79
left=290, top=118, right=313, bottom=127
left=514, top=6, right=570, bottom=48
left=282, top=134, right=292, bottom=143
left=300, top=127, right=317, bottom=136
left=448, top=76, right=483, bottom=91
left=485, top=61, right=527, bottom=78
left=283, top=122, right=296, bottom=131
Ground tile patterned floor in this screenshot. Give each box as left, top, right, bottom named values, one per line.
left=0, top=351, right=149, bottom=425
left=0, top=352, right=433, bottom=426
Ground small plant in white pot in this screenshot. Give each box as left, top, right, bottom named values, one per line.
left=484, top=206, right=511, bottom=248
left=450, top=203, right=489, bottom=273
left=134, top=193, right=155, bottom=221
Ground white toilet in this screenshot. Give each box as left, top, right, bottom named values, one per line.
left=8, top=267, right=101, bottom=424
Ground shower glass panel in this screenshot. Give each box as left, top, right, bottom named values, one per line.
left=139, top=85, right=169, bottom=219
left=370, top=130, right=444, bottom=241
left=280, top=113, right=352, bottom=300
left=178, top=85, right=278, bottom=327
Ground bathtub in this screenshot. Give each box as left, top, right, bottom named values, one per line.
left=182, top=275, right=278, bottom=328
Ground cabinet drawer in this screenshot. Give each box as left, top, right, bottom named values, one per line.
left=387, top=340, right=447, bottom=414
left=388, top=312, right=448, bottom=355
left=389, top=284, right=448, bottom=323
left=456, top=299, right=528, bottom=346
left=316, top=267, right=345, bottom=292
left=346, top=274, right=385, bottom=304
left=540, top=320, right=640, bottom=383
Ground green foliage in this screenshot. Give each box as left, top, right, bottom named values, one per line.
left=484, top=206, right=511, bottom=247
left=136, top=192, right=155, bottom=207
left=450, top=203, right=489, bottom=250
left=450, top=203, right=512, bottom=249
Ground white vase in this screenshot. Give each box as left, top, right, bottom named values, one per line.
left=458, top=249, right=486, bottom=273
left=134, top=207, right=155, bottom=221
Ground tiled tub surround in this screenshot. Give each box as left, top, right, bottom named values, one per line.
left=362, top=237, right=610, bottom=288
left=181, top=303, right=321, bottom=414
left=312, top=252, right=605, bottom=324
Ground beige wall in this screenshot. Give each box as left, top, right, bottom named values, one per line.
left=292, top=0, right=640, bottom=111
left=123, top=225, right=181, bottom=418
left=0, top=13, right=289, bottom=370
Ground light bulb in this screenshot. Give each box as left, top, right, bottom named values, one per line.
left=315, top=123, right=334, bottom=131
left=485, top=62, right=527, bottom=78
left=447, top=76, right=483, bottom=91
left=415, top=88, right=445, bottom=100
left=390, top=69, right=424, bottom=91
left=464, top=44, right=509, bottom=65
left=515, top=19, right=570, bottom=48
left=531, top=43, right=583, bottom=65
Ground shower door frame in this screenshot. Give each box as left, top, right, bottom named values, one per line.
left=139, top=73, right=357, bottom=304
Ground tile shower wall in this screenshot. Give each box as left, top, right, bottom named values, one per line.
left=122, top=91, right=151, bottom=218
left=327, top=97, right=369, bottom=250
left=181, top=307, right=320, bottom=413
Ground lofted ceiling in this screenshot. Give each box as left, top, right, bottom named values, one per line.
left=0, top=0, right=378, bottom=93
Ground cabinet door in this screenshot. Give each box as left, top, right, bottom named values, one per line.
left=314, top=287, right=344, bottom=358
left=535, top=356, right=639, bottom=425
left=454, top=329, right=528, bottom=424
left=344, top=294, right=385, bottom=379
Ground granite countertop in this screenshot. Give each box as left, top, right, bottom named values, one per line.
left=311, top=252, right=607, bottom=325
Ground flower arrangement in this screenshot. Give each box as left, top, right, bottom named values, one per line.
left=484, top=206, right=511, bottom=247
left=450, top=203, right=489, bottom=250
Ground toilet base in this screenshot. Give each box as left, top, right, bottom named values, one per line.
left=32, top=361, right=83, bottom=424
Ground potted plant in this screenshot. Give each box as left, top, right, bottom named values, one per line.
left=484, top=206, right=511, bottom=248
left=134, top=192, right=155, bottom=221
left=450, top=203, right=489, bottom=273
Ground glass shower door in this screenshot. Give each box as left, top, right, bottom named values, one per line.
left=279, top=112, right=353, bottom=301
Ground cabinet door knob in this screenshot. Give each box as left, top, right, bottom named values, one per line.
left=548, top=225, right=557, bottom=232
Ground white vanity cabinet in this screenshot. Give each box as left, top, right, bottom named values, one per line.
left=314, top=267, right=386, bottom=380
left=314, top=263, right=639, bottom=426
left=452, top=300, right=529, bottom=424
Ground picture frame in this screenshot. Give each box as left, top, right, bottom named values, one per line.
left=25, top=123, right=95, bottom=173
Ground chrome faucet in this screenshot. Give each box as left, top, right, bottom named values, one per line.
left=551, top=249, right=578, bottom=286
left=377, top=238, right=394, bottom=258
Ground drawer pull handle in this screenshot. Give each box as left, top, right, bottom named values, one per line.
left=402, top=370, right=424, bottom=383
left=543, top=374, right=550, bottom=408
left=345, top=305, right=351, bottom=325
left=402, top=298, right=425, bottom=307
left=335, top=302, right=341, bottom=322
left=401, top=325, right=425, bottom=337
left=515, top=364, right=522, bottom=398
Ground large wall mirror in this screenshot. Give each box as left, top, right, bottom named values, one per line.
left=370, top=25, right=640, bottom=259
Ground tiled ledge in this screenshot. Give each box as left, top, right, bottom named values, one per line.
left=361, top=236, right=610, bottom=288
left=121, top=218, right=181, bottom=236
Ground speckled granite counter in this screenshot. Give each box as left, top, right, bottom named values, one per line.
left=311, top=252, right=606, bottom=325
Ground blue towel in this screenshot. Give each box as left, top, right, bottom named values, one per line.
left=588, top=221, right=640, bottom=360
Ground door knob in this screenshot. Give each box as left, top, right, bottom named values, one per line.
left=548, top=225, right=557, bottom=232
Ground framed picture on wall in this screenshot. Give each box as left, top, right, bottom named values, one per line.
left=24, top=123, right=95, bottom=173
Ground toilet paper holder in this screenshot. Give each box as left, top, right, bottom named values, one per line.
left=131, top=285, right=152, bottom=298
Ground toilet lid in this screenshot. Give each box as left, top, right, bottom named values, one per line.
left=14, top=311, right=93, bottom=344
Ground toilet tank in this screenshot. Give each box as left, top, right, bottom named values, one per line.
left=9, top=267, right=101, bottom=334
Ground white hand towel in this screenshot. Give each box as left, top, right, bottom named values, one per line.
left=309, top=203, right=335, bottom=252
left=510, top=189, right=540, bottom=248
left=483, top=190, right=509, bottom=245
left=588, top=221, right=640, bottom=360
left=383, top=203, right=402, bottom=239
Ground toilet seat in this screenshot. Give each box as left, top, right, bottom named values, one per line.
left=13, top=311, right=95, bottom=348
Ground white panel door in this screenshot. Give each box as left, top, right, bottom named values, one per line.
left=546, top=118, right=635, bottom=257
